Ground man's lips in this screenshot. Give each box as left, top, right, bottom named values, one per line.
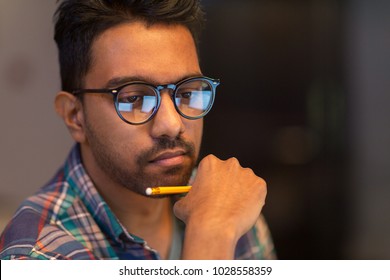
left=149, top=150, right=187, bottom=167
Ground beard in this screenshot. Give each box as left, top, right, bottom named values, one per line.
left=84, top=121, right=197, bottom=197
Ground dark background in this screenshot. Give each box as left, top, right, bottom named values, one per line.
left=197, top=0, right=390, bottom=259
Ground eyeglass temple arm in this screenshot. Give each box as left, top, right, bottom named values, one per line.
left=72, top=89, right=116, bottom=96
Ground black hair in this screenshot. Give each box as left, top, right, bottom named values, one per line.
left=54, top=0, right=205, bottom=91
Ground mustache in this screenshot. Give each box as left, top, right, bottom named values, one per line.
left=136, top=137, right=196, bottom=165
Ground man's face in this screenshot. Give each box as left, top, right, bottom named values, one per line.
left=81, top=22, right=203, bottom=196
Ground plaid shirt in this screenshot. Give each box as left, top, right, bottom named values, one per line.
left=0, top=144, right=276, bottom=260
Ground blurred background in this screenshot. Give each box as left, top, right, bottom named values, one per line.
left=0, top=0, right=389, bottom=259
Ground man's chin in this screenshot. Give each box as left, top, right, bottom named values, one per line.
left=143, top=169, right=191, bottom=188
left=130, top=161, right=194, bottom=196
left=149, top=174, right=190, bottom=188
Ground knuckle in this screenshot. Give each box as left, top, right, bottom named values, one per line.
left=204, top=154, right=218, bottom=163
left=258, top=176, right=267, bottom=187
left=258, top=177, right=267, bottom=191
left=198, top=154, right=221, bottom=170
left=258, top=178, right=267, bottom=196
left=199, top=154, right=212, bottom=167
left=228, top=156, right=239, bottom=163
left=226, top=157, right=241, bottom=168
left=243, top=166, right=254, bottom=174
left=207, top=154, right=218, bottom=160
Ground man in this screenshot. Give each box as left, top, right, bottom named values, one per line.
left=0, top=0, right=275, bottom=260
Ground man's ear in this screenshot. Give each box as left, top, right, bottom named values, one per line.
left=55, top=91, right=86, bottom=143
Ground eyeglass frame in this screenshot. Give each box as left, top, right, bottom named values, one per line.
left=72, top=76, right=220, bottom=125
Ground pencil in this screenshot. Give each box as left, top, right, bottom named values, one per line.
left=145, top=186, right=192, bottom=196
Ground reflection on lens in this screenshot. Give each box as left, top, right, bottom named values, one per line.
left=175, top=80, right=213, bottom=118
left=113, top=77, right=217, bottom=124
left=117, top=84, right=157, bottom=124
left=142, top=96, right=156, bottom=113
left=188, top=90, right=212, bottom=111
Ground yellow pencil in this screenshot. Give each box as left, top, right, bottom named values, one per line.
left=145, top=186, right=192, bottom=196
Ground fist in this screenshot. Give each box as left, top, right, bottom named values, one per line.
left=174, top=154, right=267, bottom=240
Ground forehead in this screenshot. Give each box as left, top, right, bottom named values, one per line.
left=85, top=21, right=201, bottom=88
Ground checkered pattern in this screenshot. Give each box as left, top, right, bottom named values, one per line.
left=0, top=144, right=276, bottom=260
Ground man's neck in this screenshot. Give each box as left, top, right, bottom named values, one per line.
left=80, top=145, right=174, bottom=258
left=102, top=185, right=172, bottom=235
left=99, top=183, right=174, bottom=259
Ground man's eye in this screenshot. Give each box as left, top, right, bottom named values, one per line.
left=178, top=91, right=192, bottom=98
left=126, top=96, right=139, bottom=103
left=119, top=94, right=142, bottom=103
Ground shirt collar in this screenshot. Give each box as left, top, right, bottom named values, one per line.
left=64, top=144, right=141, bottom=245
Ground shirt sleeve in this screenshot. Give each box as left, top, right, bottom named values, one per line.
left=255, top=214, right=277, bottom=259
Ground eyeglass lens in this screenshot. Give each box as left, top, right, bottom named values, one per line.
left=116, top=79, right=214, bottom=124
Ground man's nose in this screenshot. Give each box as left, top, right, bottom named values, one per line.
left=149, top=91, right=184, bottom=139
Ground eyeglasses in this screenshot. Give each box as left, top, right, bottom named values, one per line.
left=72, top=76, right=220, bottom=125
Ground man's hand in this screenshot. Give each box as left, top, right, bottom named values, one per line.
left=173, top=154, right=267, bottom=259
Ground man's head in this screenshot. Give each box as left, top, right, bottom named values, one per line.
left=54, top=0, right=205, bottom=92
left=54, top=0, right=215, bottom=197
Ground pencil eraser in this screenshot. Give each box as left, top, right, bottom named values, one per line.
left=145, top=188, right=152, bottom=195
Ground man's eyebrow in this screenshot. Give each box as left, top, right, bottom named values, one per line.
left=105, top=73, right=203, bottom=88
left=105, top=76, right=151, bottom=88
